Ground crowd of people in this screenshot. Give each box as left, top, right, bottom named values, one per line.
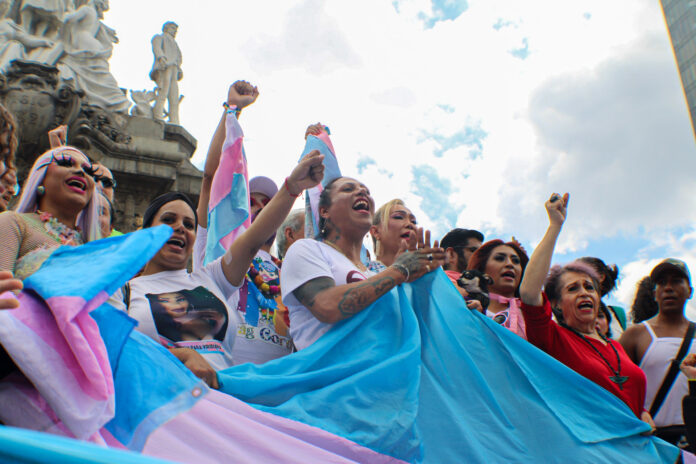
left=0, top=81, right=694, bottom=460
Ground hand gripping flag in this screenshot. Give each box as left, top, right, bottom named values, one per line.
left=299, top=126, right=369, bottom=263
left=217, top=270, right=681, bottom=464
left=205, top=113, right=250, bottom=265
left=299, top=126, right=341, bottom=239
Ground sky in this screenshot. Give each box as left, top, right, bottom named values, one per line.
left=103, top=0, right=696, bottom=318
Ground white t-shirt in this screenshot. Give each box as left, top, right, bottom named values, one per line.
left=109, top=258, right=241, bottom=371
left=191, top=225, right=292, bottom=365
left=233, top=249, right=294, bottom=365
left=281, top=239, right=375, bottom=350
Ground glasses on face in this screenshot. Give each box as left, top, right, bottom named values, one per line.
left=455, top=245, right=480, bottom=254
left=96, top=175, right=117, bottom=189
left=250, top=197, right=270, bottom=209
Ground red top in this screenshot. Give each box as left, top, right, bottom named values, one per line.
left=522, top=294, right=646, bottom=417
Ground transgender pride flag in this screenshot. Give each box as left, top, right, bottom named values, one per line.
left=0, top=228, right=685, bottom=463
left=204, top=113, right=250, bottom=265
left=300, top=126, right=341, bottom=239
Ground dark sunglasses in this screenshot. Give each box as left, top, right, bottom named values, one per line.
left=454, top=245, right=480, bottom=253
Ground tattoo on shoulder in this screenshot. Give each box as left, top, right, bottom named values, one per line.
left=337, top=276, right=396, bottom=317
left=293, top=277, right=335, bottom=309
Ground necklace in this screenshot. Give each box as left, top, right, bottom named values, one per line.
left=561, top=323, right=629, bottom=390
left=323, top=240, right=367, bottom=272
left=34, top=210, right=83, bottom=246
left=247, top=256, right=281, bottom=298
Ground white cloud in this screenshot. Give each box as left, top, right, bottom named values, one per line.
left=102, top=0, right=692, bottom=266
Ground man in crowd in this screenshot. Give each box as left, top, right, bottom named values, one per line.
left=440, top=228, right=484, bottom=286
left=620, top=259, right=695, bottom=447
left=275, top=209, right=304, bottom=260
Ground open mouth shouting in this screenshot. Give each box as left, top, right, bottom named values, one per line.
left=166, top=237, right=186, bottom=251
left=576, top=299, right=595, bottom=313
left=65, top=176, right=88, bottom=194
left=352, top=198, right=370, bottom=213
left=500, top=270, right=516, bottom=282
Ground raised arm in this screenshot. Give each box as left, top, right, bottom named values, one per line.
left=293, top=237, right=445, bottom=324
left=220, top=151, right=325, bottom=286
left=197, top=81, right=259, bottom=228
left=519, top=193, right=569, bottom=306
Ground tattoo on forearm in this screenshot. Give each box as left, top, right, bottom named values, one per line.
left=293, top=277, right=335, bottom=309
left=337, top=276, right=396, bottom=317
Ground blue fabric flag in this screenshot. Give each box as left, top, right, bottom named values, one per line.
left=0, top=426, right=176, bottom=464
left=218, top=269, right=680, bottom=463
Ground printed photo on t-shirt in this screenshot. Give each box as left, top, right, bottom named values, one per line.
left=146, top=286, right=229, bottom=343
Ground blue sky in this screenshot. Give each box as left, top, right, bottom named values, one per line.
left=105, top=0, right=696, bottom=317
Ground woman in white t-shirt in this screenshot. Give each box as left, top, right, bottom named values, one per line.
left=281, top=177, right=446, bottom=350
left=111, top=151, right=325, bottom=388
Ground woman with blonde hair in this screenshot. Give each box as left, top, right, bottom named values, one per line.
left=368, top=198, right=417, bottom=272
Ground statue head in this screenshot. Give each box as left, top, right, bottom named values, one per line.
left=92, top=0, right=109, bottom=18
left=163, top=21, right=178, bottom=37
left=0, top=0, right=11, bottom=19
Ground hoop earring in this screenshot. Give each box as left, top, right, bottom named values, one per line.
left=36, top=185, right=45, bottom=196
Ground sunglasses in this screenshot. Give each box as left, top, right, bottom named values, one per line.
left=96, top=175, right=117, bottom=189
left=250, top=197, right=270, bottom=208
left=454, top=245, right=480, bottom=253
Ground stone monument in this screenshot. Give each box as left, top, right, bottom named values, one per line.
left=0, top=0, right=202, bottom=232
left=150, top=21, right=182, bottom=125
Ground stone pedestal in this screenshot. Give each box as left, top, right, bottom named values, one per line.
left=1, top=60, right=202, bottom=233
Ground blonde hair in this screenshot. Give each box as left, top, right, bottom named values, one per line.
left=370, top=198, right=406, bottom=256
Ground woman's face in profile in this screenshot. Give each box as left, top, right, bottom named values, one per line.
left=157, top=292, right=189, bottom=317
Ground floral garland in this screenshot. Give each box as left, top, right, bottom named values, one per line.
left=36, top=210, right=83, bottom=246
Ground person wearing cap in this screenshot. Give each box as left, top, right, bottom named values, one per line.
left=192, top=81, right=295, bottom=365
left=620, top=258, right=695, bottom=446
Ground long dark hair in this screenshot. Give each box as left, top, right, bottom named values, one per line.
left=578, top=257, right=619, bottom=297
left=467, top=239, right=529, bottom=295
left=316, top=177, right=343, bottom=240
left=632, top=276, right=659, bottom=323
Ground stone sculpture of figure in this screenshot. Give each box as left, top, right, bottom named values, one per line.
left=54, top=0, right=130, bottom=113
left=20, top=0, right=73, bottom=39
left=129, top=88, right=156, bottom=118
left=150, top=21, right=182, bottom=125
left=0, top=0, right=54, bottom=72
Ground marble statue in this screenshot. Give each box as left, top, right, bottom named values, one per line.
left=0, top=0, right=54, bottom=72
left=54, top=0, right=130, bottom=113
left=129, top=88, right=156, bottom=118
left=150, top=21, right=182, bottom=124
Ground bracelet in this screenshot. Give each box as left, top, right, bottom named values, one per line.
left=391, top=263, right=409, bottom=281
left=222, top=102, right=241, bottom=115
left=284, top=177, right=300, bottom=198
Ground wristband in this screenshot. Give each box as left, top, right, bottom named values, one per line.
left=391, top=263, right=409, bottom=282
left=222, top=102, right=241, bottom=116
left=284, top=177, right=300, bottom=198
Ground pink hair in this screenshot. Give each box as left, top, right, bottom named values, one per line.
left=15, top=147, right=101, bottom=242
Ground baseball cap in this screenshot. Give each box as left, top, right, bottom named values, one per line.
left=249, top=176, right=278, bottom=199
left=650, top=258, right=691, bottom=285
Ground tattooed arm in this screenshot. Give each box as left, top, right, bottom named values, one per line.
left=292, top=247, right=445, bottom=323
left=292, top=268, right=406, bottom=323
